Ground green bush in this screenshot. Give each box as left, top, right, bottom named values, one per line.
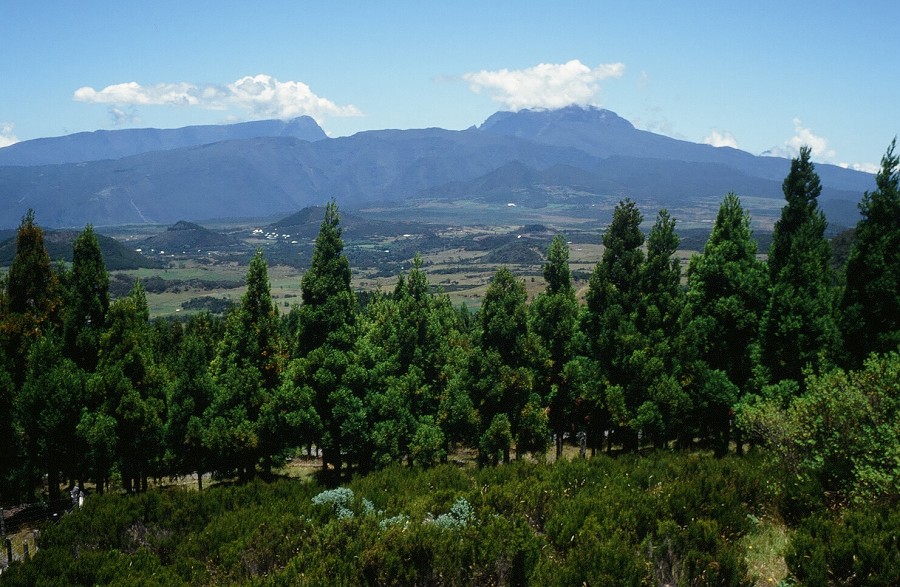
left=0, top=453, right=774, bottom=586
left=787, top=504, right=900, bottom=586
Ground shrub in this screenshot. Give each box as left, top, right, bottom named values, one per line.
left=787, top=504, right=900, bottom=586
left=429, top=497, right=475, bottom=529
left=311, top=487, right=357, bottom=520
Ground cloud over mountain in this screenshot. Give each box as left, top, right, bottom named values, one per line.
left=703, top=129, right=739, bottom=149
left=763, top=118, right=835, bottom=160
left=462, top=59, right=624, bottom=111
left=0, top=122, right=18, bottom=148
left=761, top=118, right=877, bottom=172
left=73, top=74, right=362, bottom=124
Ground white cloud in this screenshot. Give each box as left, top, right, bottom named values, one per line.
left=703, top=129, right=739, bottom=149
left=108, top=106, right=141, bottom=127
left=838, top=161, right=879, bottom=174
left=0, top=122, right=18, bottom=148
left=761, top=119, right=876, bottom=172
left=73, top=81, right=204, bottom=106
left=73, top=74, right=361, bottom=124
left=786, top=118, right=835, bottom=160
left=226, top=75, right=361, bottom=120
left=763, top=118, right=835, bottom=160
left=462, top=59, right=625, bottom=111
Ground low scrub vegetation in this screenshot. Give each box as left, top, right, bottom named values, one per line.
left=0, top=452, right=772, bottom=586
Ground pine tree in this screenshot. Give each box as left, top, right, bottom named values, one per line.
left=0, top=343, right=18, bottom=502
left=688, top=194, right=768, bottom=390
left=530, top=234, right=578, bottom=458
left=840, top=138, right=900, bottom=366
left=288, top=201, right=360, bottom=478
left=472, top=267, right=534, bottom=462
left=359, top=254, right=467, bottom=467
left=1, top=210, right=61, bottom=384
left=297, top=201, right=355, bottom=354
left=165, top=329, right=215, bottom=490
left=5, top=210, right=59, bottom=318
left=583, top=199, right=645, bottom=451
left=92, top=281, right=164, bottom=492
left=480, top=266, right=529, bottom=367
left=687, top=194, right=768, bottom=452
left=634, top=209, right=692, bottom=448
left=206, top=250, right=282, bottom=478
left=63, top=225, right=109, bottom=371
left=17, top=333, right=84, bottom=500
left=640, top=210, right=681, bottom=335
left=769, top=146, right=822, bottom=280
left=758, top=147, right=839, bottom=388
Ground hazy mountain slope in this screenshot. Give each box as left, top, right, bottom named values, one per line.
left=0, top=129, right=599, bottom=227
left=0, top=107, right=875, bottom=229
left=0, top=116, right=326, bottom=166
left=479, top=106, right=874, bottom=195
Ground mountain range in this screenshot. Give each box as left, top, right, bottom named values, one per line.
left=0, top=106, right=874, bottom=229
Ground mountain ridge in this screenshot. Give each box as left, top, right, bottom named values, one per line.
left=0, top=107, right=876, bottom=229
left=0, top=116, right=327, bottom=166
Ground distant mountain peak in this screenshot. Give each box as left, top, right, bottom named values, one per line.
left=480, top=105, right=634, bottom=134
left=0, top=106, right=875, bottom=229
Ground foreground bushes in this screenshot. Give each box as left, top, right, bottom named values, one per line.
left=787, top=504, right=900, bottom=586
left=0, top=452, right=776, bottom=586
left=4, top=450, right=896, bottom=585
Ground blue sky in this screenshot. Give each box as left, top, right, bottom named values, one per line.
left=2, top=1, right=897, bottom=171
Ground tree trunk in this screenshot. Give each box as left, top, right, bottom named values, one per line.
left=47, top=461, right=61, bottom=501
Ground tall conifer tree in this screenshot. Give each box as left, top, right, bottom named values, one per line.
left=206, top=249, right=281, bottom=478
left=2, top=210, right=60, bottom=384
left=530, top=235, right=578, bottom=458
left=758, top=147, right=839, bottom=388
left=840, top=139, right=900, bottom=366
left=583, top=199, right=645, bottom=451
left=297, top=201, right=355, bottom=354
left=634, top=209, right=692, bottom=448
left=17, top=333, right=84, bottom=500
left=687, top=194, right=768, bottom=453
left=768, top=146, right=823, bottom=280
left=91, top=281, right=164, bottom=492
left=289, top=201, right=361, bottom=478
left=472, top=267, right=534, bottom=463
left=688, top=194, right=768, bottom=391
left=64, top=225, right=109, bottom=371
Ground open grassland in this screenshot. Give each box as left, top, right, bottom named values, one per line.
left=117, top=235, right=705, bottom=318
left=110, top=231, right=708, bottom=317
left=2, top=198, right=760, bottom=318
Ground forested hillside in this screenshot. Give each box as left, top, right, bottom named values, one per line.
left=0, top=143, right=898, bottom=585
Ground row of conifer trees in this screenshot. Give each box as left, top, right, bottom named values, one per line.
left=0, top=142, right=897, bottom=503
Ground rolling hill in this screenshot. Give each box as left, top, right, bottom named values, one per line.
left=0, top=229, right=161, bottom=270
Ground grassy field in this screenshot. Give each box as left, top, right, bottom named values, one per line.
left=2, top=198, right=764, bottom=318
left=109, top=233, right=708, bottom=317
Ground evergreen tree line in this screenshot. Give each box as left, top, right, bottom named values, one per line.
left=1, top=142, right=898, bottom=503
